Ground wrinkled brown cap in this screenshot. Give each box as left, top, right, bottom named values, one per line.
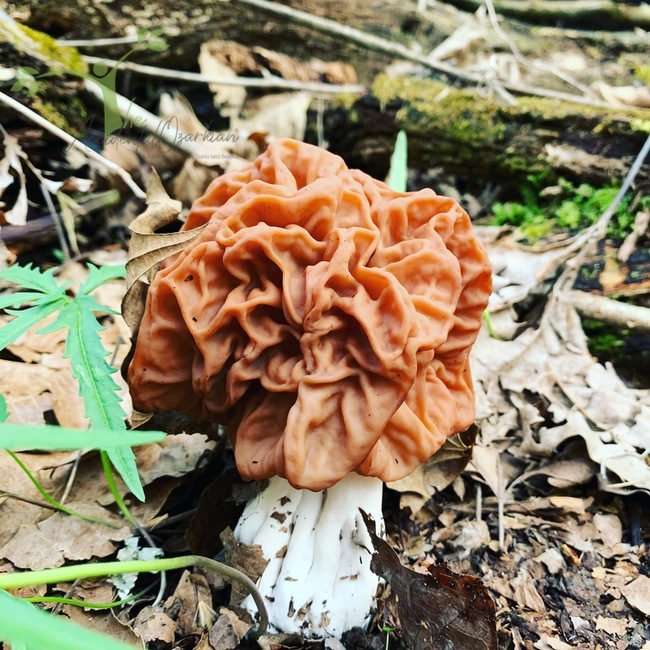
left=128, top=139, right=492, bottom=490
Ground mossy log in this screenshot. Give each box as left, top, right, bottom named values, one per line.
left=0, top=20, right=88, bottom=153
left=324, top=75, right=650, bottom=192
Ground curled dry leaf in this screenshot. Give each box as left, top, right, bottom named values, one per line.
left=122, top=169, right=202, bottom=337
left=620, top=576, right=650, bottom=616
left=206, top=608, right=251, bottom=650
left=364, top=515, right=497, bottom=650
left=472, top=290, right=650, bottom=494
left=387, top=427, right=477, bottom=513
left=163, top=570, right=213, bottom=637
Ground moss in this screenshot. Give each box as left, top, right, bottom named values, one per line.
left=30, top=96, right=70, bottom=131
left=632, top=63, right=650, bottom=85
left=14, top=24, right=87, bottom=75
left=0, top=23, right=88, bottom=135
left=583, top=319, right=628, bottom=356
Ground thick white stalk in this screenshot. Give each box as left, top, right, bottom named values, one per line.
left=234, top=473, right=384, bottom=638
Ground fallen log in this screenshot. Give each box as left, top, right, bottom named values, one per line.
left=323, top=75, right=650, bottom=192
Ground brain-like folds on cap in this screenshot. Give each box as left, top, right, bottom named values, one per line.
left=128, top=139, right=492, bottom=490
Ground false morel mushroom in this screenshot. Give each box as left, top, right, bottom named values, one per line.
left=128, top=138, right=492, bottom=637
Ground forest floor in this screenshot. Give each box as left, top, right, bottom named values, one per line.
left=0, top=0, right=649, bottom=648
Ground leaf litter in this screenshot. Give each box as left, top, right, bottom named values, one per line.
left=1, top=48, right=649, bottom=649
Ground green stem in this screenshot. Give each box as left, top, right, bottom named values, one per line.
left=0, top=555, right=268, bottom=637
left=6, top=451, right=120, bottom=529
left=100, top=451, right=137, bottom=528
left=483, top=310, right=505, bottom=341
left=26, top=587, right=153, bottom=610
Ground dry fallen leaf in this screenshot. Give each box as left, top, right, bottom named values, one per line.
left=163, top=570, right=213, bottom=637
left=131, top=606, right=177, bottom=644
left=365, top=516, right=497, bottom=650
left=620, top=576, right=650, bottom=616
left=207, top=607, right=251, bottom=650
left=0, top=502, right=129, bottom=570
left=387, top=427, right=476, bottom=513
left=221, top=527, right=268, bottom=607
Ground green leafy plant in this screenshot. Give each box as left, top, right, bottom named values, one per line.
left=0, top=550, right=268, bottom=648
left=0, top=263, right=144, bottom=499
left=490, top=177, right=650, bottom=240
left=0, top=590, right=140, bottom=650
left=0, top=262, right=268, bottom=648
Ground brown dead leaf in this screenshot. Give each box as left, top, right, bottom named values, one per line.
left=595, top=615, right=633, bottom=635
left=62, top=603, right=142, bottom=647
left=365, top=516, right=497, bottom=650
left=207, top=607, right=252, bottom=650
left=511, top=568, right=546, bottom=612
left=221, top=527, right=268, bottom=607
left=164, top=570, right=213, bottom=637
left=0, top=502, right=129, bottom=570
left=5, top=315, right=66, bottom=362
left=0, top=449, right=77, bottom=547
left=199, top=41, right=247, bottom=116
left=0, top=359, right=57, bottom=425
left=131, top=606, right=177, bottom=643
left=136, top=433, right=215, bottom=484
left=592, top=513, right=622, bottom=548
left=122, top=170, right=189, bottom=333
left=620, top=576, right=650, bottom=616
left=387, top=427, right=476, bottom=513
left=235, top=93, right=311, bottom=143
left=49, top=370, right=88, bottom=429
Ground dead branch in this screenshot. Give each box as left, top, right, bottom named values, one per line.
left=0, top=91, right=146, bottom=200
left=229, top=0, right=614, bottom=107
left=81, top=55, right=366, bottom=95
left=570, top=291, right=650, bottom=331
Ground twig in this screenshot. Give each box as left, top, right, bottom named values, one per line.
left=445, top=0, right=650, bottom=30
left=483, top=0, right=599, bottom=100
left=534, top=25, right=650, bottom=47
left=0, top=487, right=65, bottom=512
left=38, top=184, right=71, bottom=260
left=569, top=290, right=650, bottom=331
left=229, top=0, right=614, bottom=108
left=57, top=36, right=140, bottom=47
left=59, top=451, right=82, bottom=505
left=82, top=55, right=366, bottom=95
left=0, top=91, right=145, bottom=200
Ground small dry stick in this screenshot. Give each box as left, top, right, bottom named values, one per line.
left=82, top=55, right=367, bottom=95
left=229, top=0, right=614, bottom=108
left=0, top=91, right=145, bottom=200
left=569, top=290, right=650, bottom=331
left=483, top=0, right=599, bottom=100
left=57, top=35, right=140, bottom=47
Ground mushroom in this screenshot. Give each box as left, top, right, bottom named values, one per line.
left=127, top=139, right=492, bottom=638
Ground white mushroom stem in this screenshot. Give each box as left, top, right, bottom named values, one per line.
left=233, top=473, right=384, bottom=638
